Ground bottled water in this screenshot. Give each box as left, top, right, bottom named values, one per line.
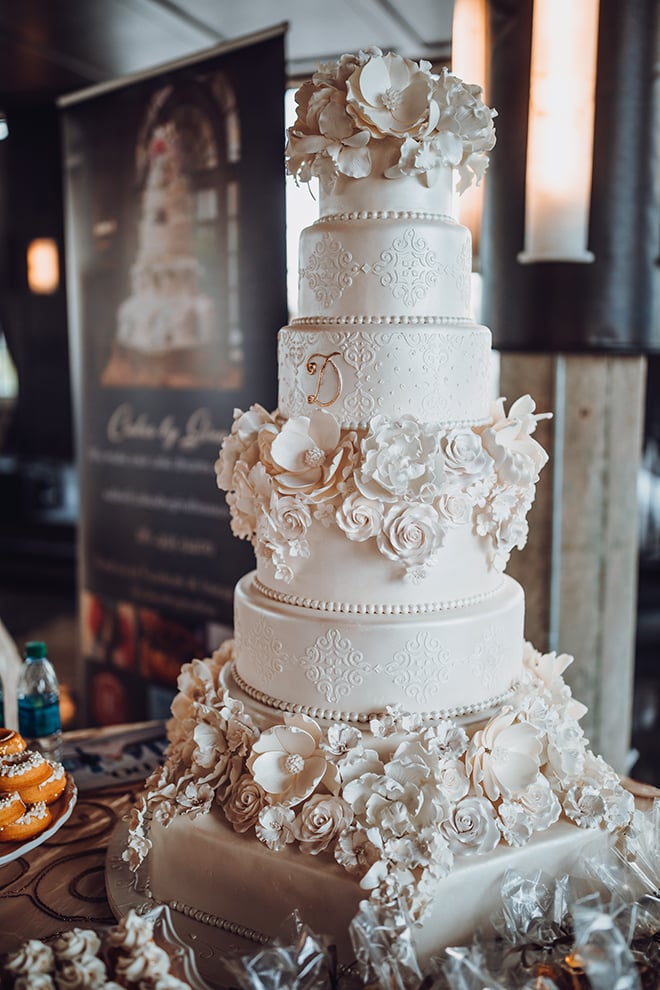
left=0, top=669, right=4, bottom=727
left=17, top=641, right=62, bottom=761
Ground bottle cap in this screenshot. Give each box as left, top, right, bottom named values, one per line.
left=25, top=641, right=47, bottom=659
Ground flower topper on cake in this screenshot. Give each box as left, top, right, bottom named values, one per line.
left=286, top=48, right=497, bottom=193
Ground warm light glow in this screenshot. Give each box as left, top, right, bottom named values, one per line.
left=452, top=0, right=488, bottom=263
left=27, top=238, right=60, bottom=294
left=519, top=0, right=600, bottom=263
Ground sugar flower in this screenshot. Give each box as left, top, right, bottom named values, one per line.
left=296, top=794, right=354, bottom=855
left=247, top=713, right=338, bottom=806
left=481, top=394, right=551, bottom=486
left=357, top=414, right=446, bottom=503
left=467, top=708, right=543, bottom=801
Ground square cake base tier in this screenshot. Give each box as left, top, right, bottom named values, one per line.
left=148, top=808, right=612, bottom=967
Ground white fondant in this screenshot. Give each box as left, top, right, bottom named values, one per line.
left=148, top=809, right=612, bottom=966
left=234, top=573, right=524, bottom=716
left=278, top=323, right=492, bottom=428
left=256, top=517, right=502, bottom=607
left=318, top=147, right=457, bottom=218
left=298, top=215, right=471, bottom=319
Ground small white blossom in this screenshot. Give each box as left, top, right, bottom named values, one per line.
left=255, top=804, right=296, bottom=851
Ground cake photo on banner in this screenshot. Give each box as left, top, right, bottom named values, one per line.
left=123, top=48, right=635, bottom=963
left=103, top=120, right=220, bottom=389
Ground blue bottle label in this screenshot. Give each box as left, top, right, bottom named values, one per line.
left=18, top=696, right=61, bottom=738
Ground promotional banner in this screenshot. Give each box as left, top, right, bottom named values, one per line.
left=61, top=27, right=287, bottom=723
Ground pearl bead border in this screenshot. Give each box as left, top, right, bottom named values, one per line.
left=253, top=577, right=504, bottom=615
left=316, top=210, right=456, bottom=223
left=289, top=314, right=474, bottom=326
left=144, top=880, right=271, bottom=946
left=230, top=662, right=517, bottom=724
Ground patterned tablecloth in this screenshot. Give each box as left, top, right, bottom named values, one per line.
left=0, top=722, right=167, bottom=954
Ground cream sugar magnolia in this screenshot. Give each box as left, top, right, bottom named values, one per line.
left=126, top=48, right=633, bottom=961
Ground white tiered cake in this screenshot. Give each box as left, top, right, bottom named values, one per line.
left=114, top=123, right=216, bottom=374
left=126, top=50, right=633, bottom=964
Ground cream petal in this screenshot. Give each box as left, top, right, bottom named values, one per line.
left=353, top=55, right=391, bottom=103
left=250, top=751, right=291, bottom=794
left=273, top=724, right=317, bottom=758
left=271, top=428, right=313, bottom=472
left=309, top=408, right=341, bottom=452
left=337, top=146, right=372, bottom=179
left=284, top=712, right=323, bottom=746
left=319, top=99, right=354, bottom=140
left=495, top=751, right=539, bottom=796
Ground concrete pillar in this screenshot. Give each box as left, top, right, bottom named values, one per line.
left=500, top=352, right=646, bottom=773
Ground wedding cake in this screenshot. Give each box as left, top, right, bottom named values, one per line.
left=125, top=50, right=633, bottom=963
left=114, top=123, right=217, bottom=374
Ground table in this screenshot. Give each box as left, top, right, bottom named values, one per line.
left=0, top=722, right=166, bottom=954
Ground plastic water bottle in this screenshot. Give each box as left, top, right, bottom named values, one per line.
left=17, top=641, right=62, bottom=761
left=0, top=670, right=4, bottom=728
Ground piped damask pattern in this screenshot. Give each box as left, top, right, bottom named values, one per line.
left=300, top=227, right=469, bottom=312
left=278, top=325, right=492, bottom=428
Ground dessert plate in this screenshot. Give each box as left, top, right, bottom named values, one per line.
left=0, top=773, right=78, bottom=867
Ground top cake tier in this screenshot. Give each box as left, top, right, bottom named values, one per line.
left=287, top=50, right=495, bottom=324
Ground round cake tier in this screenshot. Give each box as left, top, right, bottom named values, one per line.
left=233, top=572, right=524, bottom=720
left=278, top=322, right=492, bottom=429
left=298, top=214, right=471, bottom=321
left=255, top=519, right=502, bottom=610
left=318, top=145, right=455, bottom=218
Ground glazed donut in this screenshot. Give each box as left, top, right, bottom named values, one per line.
left=0, top=729, right=26, bottom=757
left=0, top=750, right=52, bottom=792
left=0, top=790, right=27, bottom=828
left=18, top=761, right=67, bottom=805
left=0, top=801, right=51, bottom=842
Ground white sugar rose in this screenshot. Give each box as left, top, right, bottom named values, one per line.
left=357, top=415, right=446, bottom=502
left=336, top=491, right=384, bottom=542
left=435, top=492, right=472, bottom=527
left=247, top=713, right=338, bottom=806
left=436, top=757, right=470, bottom=802
left=516, top=774, right=562, bottom=831
left=497, top=801, right=535, bottom=847
left=377, top=502, right=445, bottom=577
left=441, top=796, right=500, bottom=855
left=345, top=51, right=437, bottom=140
left=265, top=493, right=312, bottom=544
left=224, top=774, right=266, bottom=833
left=481, top=395, right=550, bottom=486
left=442, top=429, right=494, bottom=482
left=467, top=709, right=543, bottom=800
left=296, top=794, right=354, bottom=855
left=256, top=804, right=296, bottom=851
left=260, top=410, right=356, bottom=501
